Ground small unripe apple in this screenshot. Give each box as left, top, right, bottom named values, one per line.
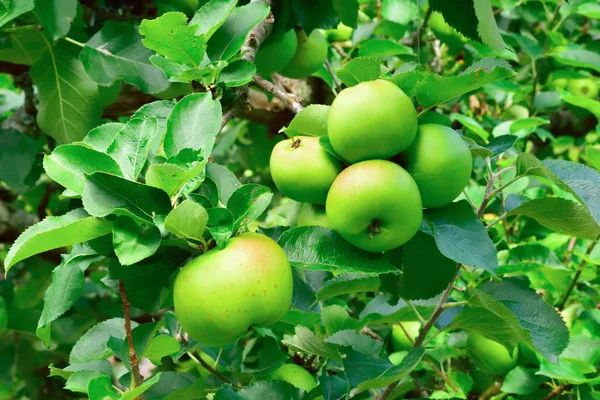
left=388, top=351, right=408, bottom=366
left=399, top=124, right=472, bottom=209
left=326, top=160, right=422, bottom=252
left=297, top=204, right=329, bottom=228
left=280, top=30, right=328, bottom=79
left=324, top=23, right=353, bottom=42
left=567, top=78, right=599, bottom=99
left=328, top=80, right=417, bottom=164
left=270, top=136, right=342, bottom=205
left=269, top=364, right=317, bottom=391
left=500, top=104, right=530, bottom=120
left=255, top=30, right=298, bottom=77
left=391, top=322, right=420, bottom=351
left=466, top=332, right=517, bottom=376
left=174, top=233, right=293, bottom=347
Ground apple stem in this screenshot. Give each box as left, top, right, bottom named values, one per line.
left=368, top=219, right=382, bottom=238
left=291, top=138, right=301, bottom=149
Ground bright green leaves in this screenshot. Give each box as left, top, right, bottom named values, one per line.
left=4, top=209, right=112, bottom=272
left=70, top=318, right=137, bottom=364
left=165, top=200, right=208, bottom=241
left=80, top=21, right=169, bottom=94
left=0, top=0, right=34, bottom=28
left=336, top=57, right=383, bottom=87
left=473, top=0, right=506, bottom=50
left=227, top=184, right=273, bottom=231
left=0, top=129, right=42, bottom=192
left=213, top=381, right=306, bottom=400
left=140, top=12, right=206, bottom=67
left=190, top=0, right=237, bottom=38
left=551, top=49, right=600, bottom=74
left=164, top=93, right=222, bottom=158
left=145, top=154, right=206, bottom=197
left=30, top=45, right=103, bottom=144
left=107, top=117, right=158, bottom=181
left=113, top=216, right=161, bottom=265
left=281, top=105, right=330, bottom=137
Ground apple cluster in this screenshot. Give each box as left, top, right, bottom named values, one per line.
left=271, top=79, right=473, bottom=253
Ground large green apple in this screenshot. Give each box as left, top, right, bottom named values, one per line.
left=567, top=78, right=599, bottom=99
left=297, top=204, right=330, bottom=228
left=500, top=104, right=530, bottom=120
left=269, top=364, right=317, bottom=391
left=399, top=124, right=472, bottom=208
left=328, top=80, right=417, bottom=163
left=255, top=30, right=298, bottom=77
left=173, top=233, right=293, bottom=347
left=280, top=30, right=328, bottom=79
left=326, top=160, right=422, bottom=252
left=466, top=332, right=517, bottom=376
left=391, top=322, right=420, bottom=351
left=270, top=136, right=342, bottom=205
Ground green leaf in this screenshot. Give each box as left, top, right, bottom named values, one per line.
left=43, top=144, right=123, bottom=196
left=4, top=208, right=113, bottom=272
left=290, top=0, right=338, bottom=33
left=480, top=279, right=569, bottom=363
left=65, top=371, right=106, bottom=394
left=206, top=162, right=241, bottom=204
left=538, top=358, right=600, bottom=385
left=450, top=113, right=489, bottom=140
left=88, top=375, right=119, bottom=400
left=501, top=366, right=547, bottom=395
left=585, top=145, right=600, bottom=171
left=498, top=243, right=565, bottom=275
left=227, top=184, right=273, bottom=230
left=325, top=330, right=382, bottom=355
left=358, top=39, right=413, bottom=58
left=336, top=57, right=383, bottom=87
left=241, top=337, right=288, bottom=375
left=82, top=172, right=172, bottom=223
left=144, top=372, right=202, bottom=400
left=321, top=305, right=367, bottom=334
left=206, top=1, right=270, bottom=61
left=398, top=231, right=457, bottom=300
left=33, top=0, right=77, bottom=42
left=380, top=0, right=418, bottom=25
left=281, top=105, right=330, bottom=138
left=281, top=326, right=341, bottom=361
left=146, top=159, right=206, bottom=198
left=70, top=318, right=138, bottom=364
left=213, top=381, right=306, bottom=400
left=121, top=373, right=162, bottom=400
left=107, top=117, right=159, bottom=180
left=143, top=335, right=181, bottom=365
left=80, top=21, right=169, bottom=94
left=563, top=95, right=600, bottom=120
left=164, top=93, right=222, bottom=158
left=217, top=60, right=256, bottom=87
left=576, top=3, right=600, bottom=19
left=506, top=198, right=600, bottom=240
left=316, top=274, right=380, bottom=300
left=486, top=135, right=517, bottom=156
left=140, top=12, right=205, bottom=67
left=510, top=117, right=550, bottom=138
left=333, top=0, right=358, bottom=27
left=424, top=200, right=498, bottom=273
left=0, top=297, right=7, bottom=335
left=278, top=227, right=398, bottom=274
left=386, top=63, right=427, bottom=96
left=83, top=123, right=124, bottom=153
left=206, top=207, right=234, bottom=248
left=165, top=199, right=208, bottom=241
left=0, top=26, right=46, bottom=65
left=516, top=154, right=600, bottom=229
left=113, top=216, right=162, bottom=265
left=416, top=58, right=515, bottom=109
left=190, top=0, right=237, bottom=38
left=37, top=251, right=103, bottom=346
left=429, top=0, right=479, bottom=42
left=31, top=44, right=102, bottom=144
left=344, top=347, right=425, bottom=391
left=0, top=128, right=42, bottom=192
left=473, top=0, right=506, bottom=50
left=0, top=0, right=34, bottom=28
left=551, top=49, right=600, bottom=73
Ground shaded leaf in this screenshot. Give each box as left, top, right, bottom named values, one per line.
left=113, top=216, right=162, bottom=265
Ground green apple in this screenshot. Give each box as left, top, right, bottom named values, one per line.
left=548, top=70, right=573, bottom=90
left=297, top=204, right=330, bottom=228
left=328, top=79, right=417, bottom=163
left=324, top=23, right=353, bottom=42
left=567, top=78, right=599, bottom=99
left=466, top=332, right=517, bottom=376
left=388, top=351, right=408, bottom=366
left=173, top=233, right=293, bottom=347
left=270, top=136, right=342, bottom=205
left=269, top=364, right=317, bottom=391
left=500, top=104, right=530, bottom=120
left=280, top=30, right=328, bottom=79
left=326, top=160, right=422, bottom=252
left=255, top=29, right=298, bottom=77
left=391, top=322, right=420, bottom=351
left=399, top=124, right=472, bottom=209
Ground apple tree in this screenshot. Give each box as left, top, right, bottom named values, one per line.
left=0, top=0, right=599, bottom=399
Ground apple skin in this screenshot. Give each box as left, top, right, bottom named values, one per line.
left=326, top=160, right=422, bottom=252
left=270, top=136, right=342, bottom=205
left=388, top=351, right=408, bottom=366
left=328, top=80, right=417, bottom=164
left=255, top=30, right=298, bottom=77
left=324, top=23, right=353, bottom=42
left=500, top=104, right=530, bottom=120
left=567, top=78, right=599, bottom=99
left=269, top=364, right=317, bottom=392
left=173, top=233, right=293, bottom=347
left=391, top=322, right=420, bottom=351
left=399, top=124, right=473, bottom=209
left=466, top=332, right=517, bottom=376
left=280, top=30, right=328, bottom=79
left=297, top=204, right=330, bottom=228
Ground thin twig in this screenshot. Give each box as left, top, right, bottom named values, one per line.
left=332, top=43, right=348, bottom=59
left=119, top=281, right=143, bottom=391
left=187, top=351, right=242, bottom=389
left=405, top=300, right=427, bottom=325
left=558, top=241, right=597, bottom=310
left=252, top=75, right=304, bottom=113
left=543, top=383, right=572, bottom=400
left=324, top=59, right=343, bottom=94
left=562, top=237, right=578, bottom=264
left=414, top=7, right=433, bottom=46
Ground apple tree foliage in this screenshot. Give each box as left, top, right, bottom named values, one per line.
left=0, top=0, right=599, bottom=399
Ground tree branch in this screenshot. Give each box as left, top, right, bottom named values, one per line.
left=252, top=75, right=304, bottom=114
left=119, top=281, right=143, bottom=391
left=558, top=241, right=597, bottom=310
left=188, top=351, right=242, bottom=389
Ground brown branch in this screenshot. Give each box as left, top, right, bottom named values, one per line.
left=0, top=61, right=29, bottom=75
left=119, top=281, right=143, bottom=391
left=543, top=383, right=572, bottom=400
left=324, top=59, right=343, bottom=93
left=190, top=351, right=242, bottom=389
left=252, top=75, right=304, bottom=113
left=558, top=241, right=597, bottom=310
